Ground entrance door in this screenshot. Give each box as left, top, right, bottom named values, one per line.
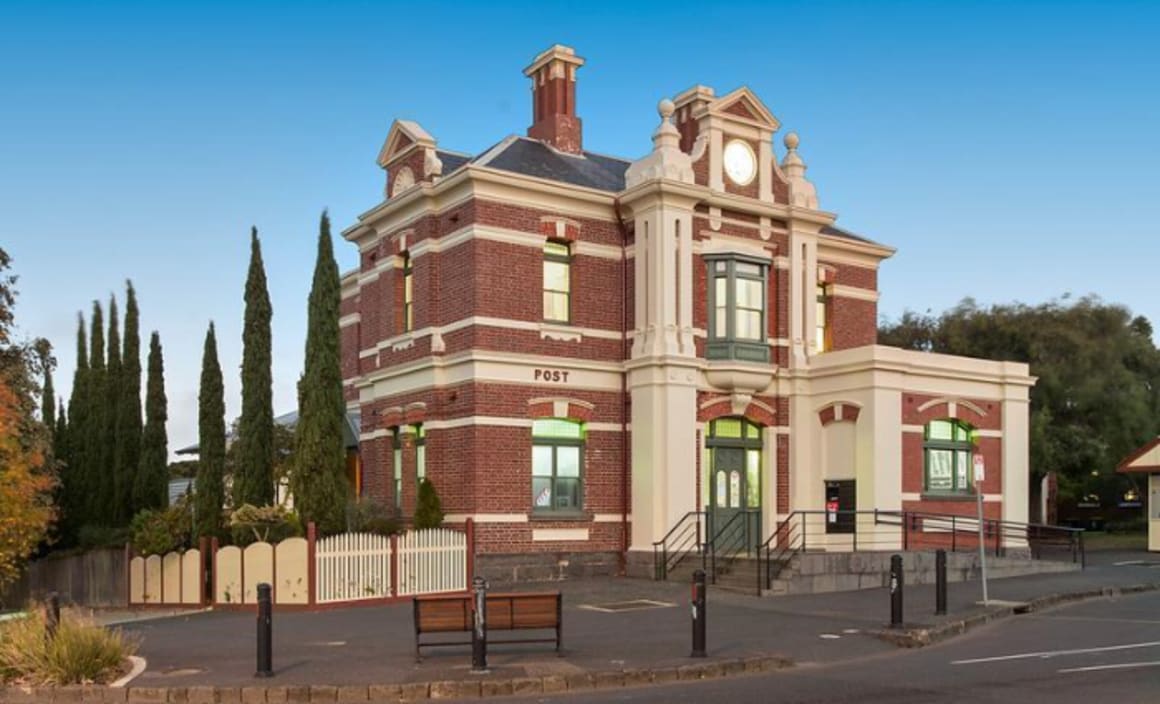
left=706, top=418, right=763, bottom=555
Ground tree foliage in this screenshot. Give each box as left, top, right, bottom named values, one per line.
left=235, top=227, right=275, bottom=508
left=83, top=302, right=106, bottom=526
left=291, top=211, right=349, bottom=535
left=880, top=296, right=1160, bottom=501
left=0, top=248, right=55, bottom=587
left=414, top=479, right=444, bottom=530
left=101, top=296, right=120, bottom=523
left=114, top=282, right=143, bottom=524
left=194, top=323, right=226, bottom=540
left=134, top=331, right=168, bottom=513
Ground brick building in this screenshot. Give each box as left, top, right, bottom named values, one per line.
left=339, top=45, right=1034, bottom=581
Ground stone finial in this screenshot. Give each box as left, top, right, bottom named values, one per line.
left=781, top=131, right=819, bottom=209
left=624, top=98, right=695, bottom=187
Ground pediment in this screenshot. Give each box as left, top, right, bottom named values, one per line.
left=1118, top=436, right=1160, bottom=472
left=711, top=88, right=780, bottom=130
left=377, top=119, right=437, bottom=168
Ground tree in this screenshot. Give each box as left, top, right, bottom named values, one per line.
left=880, top=296, right=1160, bottom=502
left=193, top=323, right=226, bottom=540
left=115, top=281, right=143, bottom=522
left=41, top=364, right=55, bottom=431
left=61, top=315, right=88, bottom=541
left=235, top=227, right=274, bottom=508
left=291, top=212, right=349, bottom=534
left=0, top=248, right=55, bottom=586
left=414, top=478, right=444, bottom=530
left=134, top=331, right=168, bottom=513
left=103, top=295, right=121, bottom=524
left=84, top=301, right=106, bottom=525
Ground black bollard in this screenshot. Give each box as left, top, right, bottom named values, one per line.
left=889, top=554, right=904, bottom=628
left=691, top=569, right=707, bottom=657
left=471, top=576, right=489, bottom=673
left=45, top=592, right=60, bottom=643
left=255, top=583, right=273, bottom=678
left=935, top=549, right=947, bottom=616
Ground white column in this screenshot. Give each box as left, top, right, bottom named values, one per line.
left=1002, top=392, right=1030, bottom=547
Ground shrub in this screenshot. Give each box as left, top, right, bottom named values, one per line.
left=413, top=479, right=444, bottom=530
left=346, top=500, right=402, bottom=536
left=229, top=504, right=303, bottom=546
left=0, top=607, right=137, bottom=685
left=76, top=525, right=130, bottom=551
left=129, top=498, right=193, bottom=556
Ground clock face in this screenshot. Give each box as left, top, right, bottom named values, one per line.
left=723, top=139, right=756, bottom=186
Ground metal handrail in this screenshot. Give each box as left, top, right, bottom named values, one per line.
left=757, top=512, right=803, bottom=595
left=706, top=509, right=758, bottom=584
left=652, top=511, right=707, bottom=580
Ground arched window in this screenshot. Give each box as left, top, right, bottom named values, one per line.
left=924, top=419, right=974, bottom=494
left=532, top=419, right=584, bottom=513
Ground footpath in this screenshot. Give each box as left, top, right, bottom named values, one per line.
left=10, top=549, right=1160, bottom=702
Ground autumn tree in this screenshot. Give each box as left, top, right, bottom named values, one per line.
left=0, top=247, right=55, bottom=586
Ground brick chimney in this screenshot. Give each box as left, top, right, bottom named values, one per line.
left=524, top=45, right=585, bottom=154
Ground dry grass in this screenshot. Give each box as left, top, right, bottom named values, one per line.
left=0, top=605, right=138, bottom=685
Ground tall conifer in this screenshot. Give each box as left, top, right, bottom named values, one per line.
left=116, top=282, right=143, bottom=520
left=85, top=301, right=106, bottom=525
left=135, top=332, right=168, bottom=512
left=104, top=296, right=123, bottom=523
left=291, top=211, right=348, bottom=534
left=194, top=323, right=226, bottom=540
left=63, top=316, right=87, bottom=541
left=235, top=227, right=274, bottom=507
left=41, top=366, right=55, bottom=430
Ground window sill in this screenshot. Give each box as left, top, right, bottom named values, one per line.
left=540, top=322, right=581, bottom=342
left=528, top=510, right=591, bottom=522
left=920, top=492, right=977, bottom=502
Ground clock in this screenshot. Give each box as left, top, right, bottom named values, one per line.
left=723, top=139, right=756, bottom=186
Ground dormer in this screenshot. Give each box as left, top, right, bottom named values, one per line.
left=673, top=86, right=790, bottom=203
left=376, top=120, right=445, bottom=199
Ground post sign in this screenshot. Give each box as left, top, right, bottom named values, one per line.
left=973, top=454, right=985, bottom=483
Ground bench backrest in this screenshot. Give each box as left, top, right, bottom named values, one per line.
left=414, top=595, right=472, bottom=633
left=486, top=592, right=560, bottom=630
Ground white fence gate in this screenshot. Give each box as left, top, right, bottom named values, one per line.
left=315, top=532, right=393, bottom=603
left=396, top=528, right=468, bottom=596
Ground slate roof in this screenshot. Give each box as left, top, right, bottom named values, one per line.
left=175, top=410, right=361, bottom=455
left=472, top=137, right=630, bottom=192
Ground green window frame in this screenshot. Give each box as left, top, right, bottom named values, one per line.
left=923, top=419, right=974, bottom=494
left=705, top=255, right=770, bottom=363
left=702, top=418, right=763, bottom=510
left=543, top=241, right=571, bottom=323
left=414, top=423, right=426, bottom=485
left=402, top=252, right=414, bottom=333
left=531, top=418, right=584, bottom=514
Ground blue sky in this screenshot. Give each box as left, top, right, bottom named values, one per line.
left=3, top=1, right=1158, bottom=455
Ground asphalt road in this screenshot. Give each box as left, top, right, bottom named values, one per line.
left=479, top=590, right=1160, bottom=703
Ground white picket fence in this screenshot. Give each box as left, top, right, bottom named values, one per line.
left=396, top=528, right=468, bottom=596
left=315, top=532, right=393, bottom=603
left=314, top=527, right=468, bottom=603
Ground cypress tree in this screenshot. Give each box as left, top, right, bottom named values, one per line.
left=135, top=332, right=168, bottom=512
left=55, top=399, right=67, bottom=463
left=116, top=281, right=143, bottom=520
left=104, top=295, right=123, bottom=524
left=291, top=211, right=349, bottom=534
left=235, top=227, right=274, bottom=507
left=63, top=315, right=88, bottom=541
left=194, top=323, right=226, bottom=540
left=85, top=301, right=106, bottom=525
left=41, top=365, right=55, bottom=430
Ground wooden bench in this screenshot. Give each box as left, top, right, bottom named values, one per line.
left=412, top=591, right=562, bottom=661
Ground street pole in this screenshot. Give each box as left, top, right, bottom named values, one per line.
left=935, top=549, right=947, bottom=616
left=255, top=583, right=273, bottom=677
left=889, top=554, right=904, bottom=628
left=471, top=576, right=489, bottom=673
left=977, top=480, right=988, bottom=606
left=691, top=569, right=707, bottom=657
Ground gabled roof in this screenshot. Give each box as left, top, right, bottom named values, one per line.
left=474, top=137, right=630, bottom=192
left=175, top=410, right=361, bottom=455
left=377, top=119, right=437, bottom=168
left=1118, top=436, right=1160, bottom=473
left=710, top=87, right=780, bottom=130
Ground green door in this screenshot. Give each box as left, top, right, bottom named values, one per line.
left=709, top=447, right=760, bottom=554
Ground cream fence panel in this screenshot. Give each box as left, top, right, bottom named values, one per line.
left=215, top=546, right=242, bottom=604
left=161, top=552, right=181, bottom=603
left=243, top=542, right=274, bottom=605
left=315, top=532, right=392, bottom=603
left=129, top=557, right=145, bottom=604
left=397, top=528, right=467, bottom=596
left=274, top=538, right=309, bottom=605
left=180, top=549, right=201, bottom=604
left=143, top=555, right=162, bottom=604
